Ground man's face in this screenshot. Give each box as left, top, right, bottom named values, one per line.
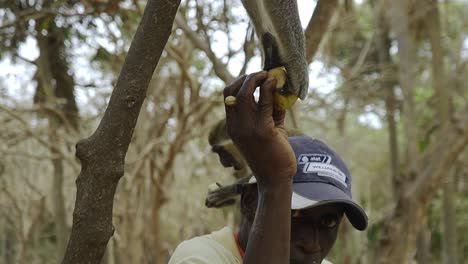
left=289, top=205, right=343, bottom=264
left=240, top=185, right=343, bottom=264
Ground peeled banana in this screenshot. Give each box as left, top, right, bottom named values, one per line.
left=268, top=67, right=298, bottom=110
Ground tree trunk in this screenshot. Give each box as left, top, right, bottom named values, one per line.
left=416, top=222, right=431, bottom=264
left=51, top=130, right=68, bottom=260
left=375, top=1, right=401, bottom=197
left=36, top=15, right=77, bottom=259
left=389, top=0, right=418, bottom=172
left=374, top=1, right=419, bottom=260
left=374, top=3, right=400, bottom=197
left=3, top=224, right=16, bottom=264
left=442, top=179, right=458, bottom=264
left=151, top=188, right=167, bottom=263
left=427, top=1, right=458, bottom=263
left=62, top=0, right=181, bottom=263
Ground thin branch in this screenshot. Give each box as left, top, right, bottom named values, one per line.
left=0, top=105, right=79, bottom=172
left=174, top=14, right=234, bottom=83
left=0, top=8, right=96, bottom=30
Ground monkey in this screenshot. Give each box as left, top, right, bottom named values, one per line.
left=240, top=0, right=309, bottom=100
left=207, top=118, right=305, bottom=208
left=208, top=118, right=251, bottom=179
left=208, top=118, right=305, bottom=179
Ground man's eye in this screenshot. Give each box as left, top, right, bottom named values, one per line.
left=320, top=214, right=338, bottom=228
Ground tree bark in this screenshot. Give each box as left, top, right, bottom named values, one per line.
left=304, top=0, right=339, bottom=63
left=61, top=0, right=181, bottom=263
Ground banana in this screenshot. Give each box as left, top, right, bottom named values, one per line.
left=268, top=66, right=298, bottom=110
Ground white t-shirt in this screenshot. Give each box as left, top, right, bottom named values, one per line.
left=169, top=226, right=333, bottom=264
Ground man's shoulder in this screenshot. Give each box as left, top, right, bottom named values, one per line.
left=168, top=227, right=241, bottom=264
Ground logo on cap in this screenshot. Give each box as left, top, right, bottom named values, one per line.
left=298, top=154, right=347, bottom=187
left=298, top=154, right=332, bottom=164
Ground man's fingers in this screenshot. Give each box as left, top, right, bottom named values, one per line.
left=258, top=76, right=277, bottom=121
left=272, top=109, right=286, bottom=127
left=237, top=71, right=268, bottom=105
left=223, top=75, right=247, bottom=135
left=224, top=75, right=247, bottom=120
left=259, top=75, right=286, bottom=128
left=224, top=75, right=247, bottom=99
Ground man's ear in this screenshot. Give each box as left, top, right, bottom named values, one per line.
left=240, top=184, right=258, bottom=221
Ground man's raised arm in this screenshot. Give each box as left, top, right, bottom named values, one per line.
left=223, top=71, right=297, bottom=264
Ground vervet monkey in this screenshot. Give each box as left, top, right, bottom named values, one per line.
left=208, top=119, right=250, bottom=179
left=241, top=0, right=309, bottom=100
left=207, top=118, right=304, bottom=207
left=208, top=118, right=304, bottom=179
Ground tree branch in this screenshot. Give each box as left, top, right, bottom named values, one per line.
left=0, top=8, right=96, bottom=30
left=61, top=0, right=181, bottom=263
left=304, top=0, right=339, bottom=63
left=174, top=14, right=234, bottom=83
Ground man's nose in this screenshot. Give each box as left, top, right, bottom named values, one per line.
left=298, top=240, right=321, bottom=254
left=297, top=227, right=321, bottom=253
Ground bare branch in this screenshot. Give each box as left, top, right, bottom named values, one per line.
left=0, top=8, right=96, bottom=30
left=174, top=14, right=234, bottom=83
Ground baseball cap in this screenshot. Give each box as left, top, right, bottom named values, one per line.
left=248, top=136, right=368, bottom=231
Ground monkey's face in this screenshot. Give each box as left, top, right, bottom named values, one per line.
left=208, top=118, right=304, bottom=179
left=208, top=119, right=252, bottom=178
left=211, top=142, right=244, bottom=170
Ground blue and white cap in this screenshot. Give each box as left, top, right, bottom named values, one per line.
left=248, top=136, right=368, bottom=231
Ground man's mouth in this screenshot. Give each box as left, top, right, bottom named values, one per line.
left=307, top=252, right=322, bottom=264
left=290, top=251, right=322, bottom=264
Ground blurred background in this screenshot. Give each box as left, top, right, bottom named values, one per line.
left=0, top=0, right=467, bottom=263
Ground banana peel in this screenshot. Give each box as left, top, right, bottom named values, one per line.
left=268, top=67, right=298, bottom=110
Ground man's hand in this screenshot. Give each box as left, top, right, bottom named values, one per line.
left=224, top=71, right=297, bottom=264
left=223, top=71, right=297, bottom=187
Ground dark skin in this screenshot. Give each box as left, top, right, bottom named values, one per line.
left=224, top=72, right=342, bottom=264
left=238, top=184, right=343, bottom=264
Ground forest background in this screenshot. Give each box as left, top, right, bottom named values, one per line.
left=0, top=0, right=467, bottom=263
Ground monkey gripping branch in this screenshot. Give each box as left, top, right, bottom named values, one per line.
left=61, top=1, right=181, bottom=263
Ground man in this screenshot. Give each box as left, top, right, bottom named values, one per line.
left=169, top=72, right=367, bottom=264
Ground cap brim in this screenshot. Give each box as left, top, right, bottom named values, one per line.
left=246, top=178, right=368, bottom=231
left=293, top=182, right=368, bottom=231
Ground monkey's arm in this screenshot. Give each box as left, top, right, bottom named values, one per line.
left=241, top=0, right=309, bottom=100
